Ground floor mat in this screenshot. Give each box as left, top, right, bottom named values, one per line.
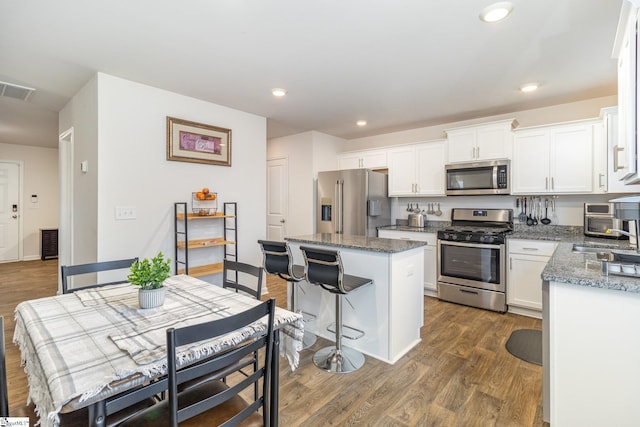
left=505, top=329, right=542, bottom=366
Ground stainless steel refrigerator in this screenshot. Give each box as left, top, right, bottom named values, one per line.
left=316, top=169, right=390, bottom=237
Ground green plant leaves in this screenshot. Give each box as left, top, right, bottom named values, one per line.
left=128, top=252, right=171, bottom=290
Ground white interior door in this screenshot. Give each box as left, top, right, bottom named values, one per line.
left=266, top=158, right=288, bottom=241
left=0, top=162, right=21, bottom=262
left=59, top=129, right=74, bottom=293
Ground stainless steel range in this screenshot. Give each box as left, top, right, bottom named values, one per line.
left=437, top=208, right=513, bottom=312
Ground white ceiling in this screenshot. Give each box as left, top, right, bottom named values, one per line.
left=0, top=0, right=624, bottom=149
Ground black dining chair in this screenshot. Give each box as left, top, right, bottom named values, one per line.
left=61, top=258, right=138, bottom=294
left=120, top=299, right=276, bottom=427
left=222, top=259, right=264, bottom=300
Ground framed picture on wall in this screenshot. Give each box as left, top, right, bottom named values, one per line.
left=166, top=117, right=232, bottom=166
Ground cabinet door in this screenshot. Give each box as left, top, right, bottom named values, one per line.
left=476, top=124, right=512, bottom=161
left=512, top=129, right=550, bottom=194
left=508, top=253, right=547, bottom=311
left=423, top=244, right=437, bottom=293
left=338, top=153, right=362, bottom=169
left=415, top=141, right=446, bottom=195
left=362, top=150, right=388, bottom=169
left=615, top=9, right=638, bottom=182
left=388, top=147, right=417, bottom=196
left=550, top=124, right=593, bottom=193
left=447, top=129, right=476, bottom=163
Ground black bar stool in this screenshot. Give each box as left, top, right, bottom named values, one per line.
left=258, top=240, right=317, bottom=348
left=300, top=245, right=372, bottom=373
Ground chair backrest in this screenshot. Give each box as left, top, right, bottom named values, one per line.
left=61, top=258, right=138, bottom=294
left=257, top=239, right=303, bottom=282
left=300, top=246, right=346, bottom=293
left=166, top=298, right=276, bottom=426
left=0, top=317, right=8, bottom=417
left=222, top=259, right=263, bottom=300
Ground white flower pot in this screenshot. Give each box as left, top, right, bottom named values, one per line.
left=138, top=287, right=166, bottom=309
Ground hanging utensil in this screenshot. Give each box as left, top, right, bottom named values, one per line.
left=414, top=203, right=421, bottom=213
left=533, top=197, right=539, bottom=225
left=519, top=198, right=527, bottom=223
left=541, top=198, right=551, bottom=225
left=435, top=203, right=442, bottom=216
left=407, top=203, right=412, bottom=212
left=526, top=197, right=534, bottom=226
left=551, top=196, right=559, bottom=224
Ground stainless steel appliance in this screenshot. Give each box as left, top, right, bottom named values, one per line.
left=445, top=159, right=510, bottom=196
left=317, top=169, right=390, bottom=237
left=437, top=208, right=513, bottom=312
left=584, top=202, right=629, bottom=239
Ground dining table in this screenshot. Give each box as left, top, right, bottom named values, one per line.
left=13, top=274, right=304, bottom=427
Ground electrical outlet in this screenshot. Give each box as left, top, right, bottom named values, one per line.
left=115, top=206, right=136, bottom=220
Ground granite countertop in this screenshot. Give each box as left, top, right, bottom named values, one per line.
left=542, top=242, right=640, bottom=293
left=286, top=233, right=426, bottom=253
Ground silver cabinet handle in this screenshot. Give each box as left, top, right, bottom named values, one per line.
left=510, top=257, right=512, bottom=270
left=599, top=173, right=605, bottom=188
left=551, top=177, right=554, bottom=190
left=476, top=146, right=479, bottom=159
left=545, top=177, right=548, bottom=190
left=522, top=247, right=540, bottom=251
left=614, top=145, right=624, bottom=171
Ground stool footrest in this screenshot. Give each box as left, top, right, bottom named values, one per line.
left=326, top=322, right=364, bottom=340
left=301, top=310, right=316, bottom=323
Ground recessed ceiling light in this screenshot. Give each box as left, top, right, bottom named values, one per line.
left=271, top=88, right=287, bottom=97
left=356, top=120, right=367, bottom=127
left=479, top=2, right=513, bottom=23
left=520, top=83, right=539, bottom=93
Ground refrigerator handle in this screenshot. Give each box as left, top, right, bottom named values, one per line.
left=335, top=179, right=344, bottom=233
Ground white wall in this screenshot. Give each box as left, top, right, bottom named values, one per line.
left=0, top=143, right=59, bottom=260
left=267, top=131, right=343, bottom=236
left=59, top=76, right=99, bottom=265
left=60, top=73, right=266, bottom=276
left=344, top=95, right=618, bottom=151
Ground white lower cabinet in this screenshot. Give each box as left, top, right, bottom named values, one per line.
left=377, top=230, right=437, bottom=295
left=507, top=239, right=557, bottom=318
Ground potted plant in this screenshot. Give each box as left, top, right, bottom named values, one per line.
left=128, top=252, right=171, bottom=309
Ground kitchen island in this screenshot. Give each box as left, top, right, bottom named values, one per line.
left=542, top=242, right=640, bottom=426
left=286, top=233, right=426, bottom=364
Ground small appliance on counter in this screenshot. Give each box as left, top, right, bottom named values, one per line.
left=584, top=203, right=629, bottom=239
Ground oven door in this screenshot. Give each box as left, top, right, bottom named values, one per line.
left=437, top=240, right=505, bottom=292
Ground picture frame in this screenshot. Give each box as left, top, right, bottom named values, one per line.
left=166, top=116, right=232, bottom=166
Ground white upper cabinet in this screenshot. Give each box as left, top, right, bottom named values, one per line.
left=388, top=141, right=447, bottom=197
left=512, top=121, right=596, bottom=194
left=338, top=149, right=387, bottom=170
left=445, top=119, right=517, bottom=163
left=596, top=107, right=640, bottom=193
left=613, top=3, right=638, bottom=183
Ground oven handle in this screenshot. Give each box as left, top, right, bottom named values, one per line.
left=437, top=240, right=503, bottom=250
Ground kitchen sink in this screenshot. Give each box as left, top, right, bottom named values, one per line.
left=572, top=244, right=612, bottom=253
left=572, top=244, right=614, bottom=261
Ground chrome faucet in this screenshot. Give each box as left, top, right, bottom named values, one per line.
left=607, top=227, right=640, bottom=252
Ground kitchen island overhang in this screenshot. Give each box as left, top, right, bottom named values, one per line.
left=286, top=233, right=426, bottom=364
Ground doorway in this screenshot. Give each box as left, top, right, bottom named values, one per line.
left=266, top=158, right=288, bottom=241
left=0, top=161, right=21, bottom=262
left=59, top=128, right=74, bottom=282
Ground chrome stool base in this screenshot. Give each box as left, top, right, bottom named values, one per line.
left=313, top=345, right=365, bottom=373
left=302, top=331, right=317, bottom=349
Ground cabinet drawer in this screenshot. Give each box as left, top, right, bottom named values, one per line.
left=378, top=230, right=436, bottom=245
left=508, top=239, right=557, bottom=256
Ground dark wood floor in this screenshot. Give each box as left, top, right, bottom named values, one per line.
left=1, top=260, right=547, bottom=426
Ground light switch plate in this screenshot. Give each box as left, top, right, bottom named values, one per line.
left=115, top=206, right=136, bottom=220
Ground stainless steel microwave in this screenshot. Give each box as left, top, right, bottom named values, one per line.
left=445, top=160, right=510, bottom=196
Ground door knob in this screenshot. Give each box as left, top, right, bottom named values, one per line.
left=280, top=219, right=285, bottom=223
left=12, top=215, right=18, bottom=219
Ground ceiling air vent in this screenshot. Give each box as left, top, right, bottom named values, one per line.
left=0, top=80, right=35, bottom=101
